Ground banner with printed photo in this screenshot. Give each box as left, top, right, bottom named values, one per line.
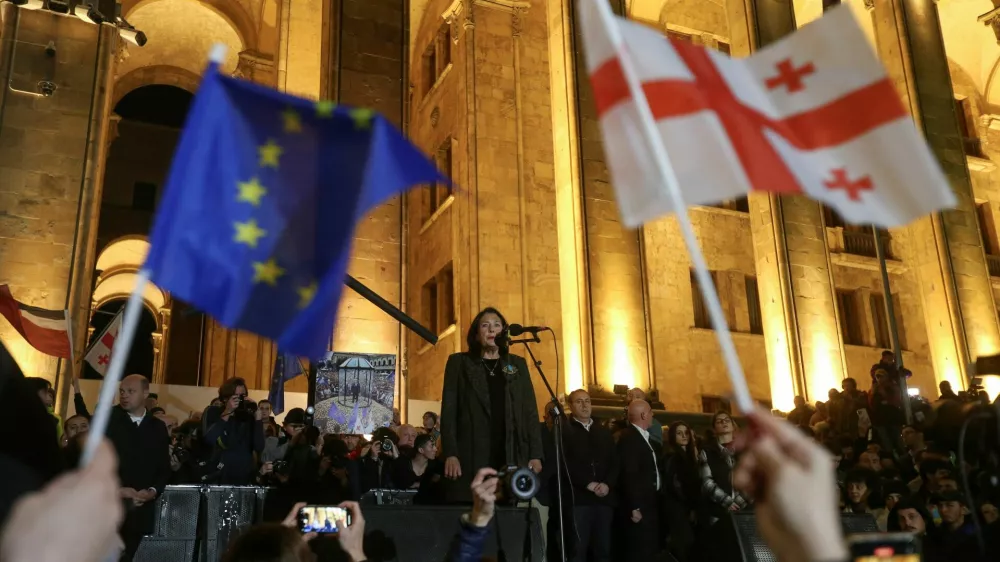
left=312, top=352, right=396, bottom=435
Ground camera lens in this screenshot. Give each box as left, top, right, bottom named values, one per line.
left=505, top=467, right=538, bottom=501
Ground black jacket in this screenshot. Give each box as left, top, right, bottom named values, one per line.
left=562, top=417, right=618, bottom=506
left=202, top=405, right=265, bottom=485
left=105, top=406, right=171, bottom=494
left=617, top=425, right=659, bottom=512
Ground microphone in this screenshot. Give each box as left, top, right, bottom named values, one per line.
left=495, top=324, right=548, bottom=347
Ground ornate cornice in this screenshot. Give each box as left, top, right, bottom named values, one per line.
left=473, top=0, right=530, bottom=12
left=979, top=7, right=1000, bottom=44
left=443, top=0, right=466, bottom=38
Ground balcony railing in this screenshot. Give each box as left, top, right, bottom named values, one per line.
left=841, top=229, right=893, bottom=260
left=987, top=254, right=1000, bottom=278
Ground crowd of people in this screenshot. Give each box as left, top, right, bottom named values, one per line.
left=3, top=310, right=1000, bottom=561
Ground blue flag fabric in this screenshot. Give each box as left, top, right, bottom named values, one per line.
left=143, top=62, right=447, bottom=358
left=268, top=352, right=303, bottom=416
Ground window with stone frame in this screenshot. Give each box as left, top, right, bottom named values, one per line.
left=423, top=23, right=452, bottom=94
left=976, top=204, right=1000, bottom=279
left=869, top=293, right=892, bottom=349
left=955, top=97, right=983, bottom=158
left=422, top=261, right=455, bottom=336
left=424, top=138, right=453, bottom=222
left=836, top=289, right=864, bottom=346
left=690, top=269, right=719, bottom=329
left=701, top=394, right=730, bottom=414
left=823, top=205, right=893, bottom=260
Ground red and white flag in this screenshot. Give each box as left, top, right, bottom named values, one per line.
left=84, top=308, right=124, bottom=377
left=0, top=285, right=72, bottom=358
left=579, top=2, right=956, bottom=228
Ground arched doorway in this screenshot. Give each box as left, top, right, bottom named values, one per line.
left=95, top=84, right=205, bottom=385
left=84, top=300, right=158, bottom=380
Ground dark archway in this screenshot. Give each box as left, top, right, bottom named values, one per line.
left=96, top=83, right=205, bottom=386
left=83, top=300, right=157, bottom=380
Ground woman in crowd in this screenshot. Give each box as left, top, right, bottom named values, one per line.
left=661, top=421, right=702, bottom=561
left=440, top=307, right=543, bottom=502
left=394, top=433, right=444, bottom=504
left=698, top=411, right=751, bottom=526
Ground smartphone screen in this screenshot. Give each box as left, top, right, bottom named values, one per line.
left=849, top=532, right=920, bottom=561
left=297, top=505, right=351, bottom=534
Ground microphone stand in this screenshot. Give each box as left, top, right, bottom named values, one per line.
left=508, top=335, right=566, bottom=562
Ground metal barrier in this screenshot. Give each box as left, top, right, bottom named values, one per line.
left=135, top=485, right=270, bottom=562
left=361, top=488, right=417, bottom=506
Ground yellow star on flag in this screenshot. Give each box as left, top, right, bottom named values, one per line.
left=315, top=100, right=336, bottom=118
left=297, top=282, right=318, bottom=309
left=258, top=139, right=283, bottom=168
left=282, top=108, right=302, bottom=133
left=233, top=219, right=267, bottom=248
left=237, top=177, right=267, bottom=206
left=252, top=258, right=285, bottom=286
left=349, top=108, right=374, bottom=130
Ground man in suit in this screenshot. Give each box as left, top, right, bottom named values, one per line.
left=107, top=374, right=171, bottom=561
left=563, top=389, right=618, bottom=562
left=617, top=399, right=661, bottom=561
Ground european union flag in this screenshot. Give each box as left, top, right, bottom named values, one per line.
left=268, top=352, right=303, bottom=416
left=143, top=61, right=447, bottom=358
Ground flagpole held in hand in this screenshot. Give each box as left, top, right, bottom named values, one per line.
left=586, top=0, right=753, bottom=413
left=79, top=269, right=150, bottom=467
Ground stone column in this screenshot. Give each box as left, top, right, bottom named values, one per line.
left=0, top=5, right=118, bottom=414
left=868, top=0, right=1000, bottom=388
left=725, top=0, right=848, bottom=408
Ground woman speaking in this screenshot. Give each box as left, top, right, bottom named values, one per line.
left=440, top=307, right=543, bottom=502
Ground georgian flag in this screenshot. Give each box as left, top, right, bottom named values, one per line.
left=84, top=309, right=124, bottom=376
left=0, top=285, right=72, bottom=358
left=579, top=2, right=955, bottom=228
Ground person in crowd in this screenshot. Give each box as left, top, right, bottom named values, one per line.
left=70, top=376, right=92, bottom=419
left=422, top=410, right=440, bottom=442
left=145, top=392, right=159, bottom=412
left=843, top=468, right=876, bottom=514
left=561, top=389, right=617, bottom=562
left=931, top=491, right=982, bottom=559
left=106, top=374, right=171, bottom=561
left=900, top=424, right=926, bottom=480
left=836, top=377, right=869, bottom=437
left=202, top=377, right=265, bottom=485
left=168, top=420, right=204, bottom=484
left=396, top=423, right=418, bottom=450
left=981, top=498, right=999, bottom=525
left=359, top=426, right=398, bottom=493
left=61, top=414, right=91, bottom=467
left=342, top=434, right=363, bottom=460
left=876, top=480, right=909, bottom=531
left=149, top=406, right=166, bottom=417
left=318, top=436, right=359, bottom=502
left=258, top=399, right=274, bottom=421
left=887, top=496, right=932, bottom=535
left=809, top=401, right=829, bottom=428
left=283, top=425, right=324, bottom=491
left=869, top=363, right=906, bottom=452
left=440, top=307, right=543, bottom=502
left=698, top=410, right=750, bottom=525
left=661, top=420, right=702, bottom=562
left=155, top=411, right=177, bottom=434
left=618, top=399, right=661, bottom=560
left=448, top=467, right=501, bottom=561
left=25, top=377, right=62, bottom=442
left=913, top=458, right=954, bottom=507
left=393, top=433, right=444, bottom=504
left=857, top=449, right=882, bottom=472
left=262, top=407, right=306, bottom=463
left=64, top=413, right=90, bottom=444
left=786, top=395, right=815, bottom=429
left=938, top=380, right=959, bottom=401
left=625, top=387, right=663, bottom=444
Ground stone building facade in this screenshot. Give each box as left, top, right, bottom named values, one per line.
left=2, top=0, right=1000, bottom=417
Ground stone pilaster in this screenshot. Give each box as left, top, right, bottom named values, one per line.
left=870, top=0, right=1000, bottom=388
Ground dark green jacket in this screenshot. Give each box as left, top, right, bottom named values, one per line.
left=440, top=352, right=543, bottom=502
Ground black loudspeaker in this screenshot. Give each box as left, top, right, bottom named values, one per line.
left=714, top=511, right=879, bottom=562
left=359, top=505, right=544, bottom=562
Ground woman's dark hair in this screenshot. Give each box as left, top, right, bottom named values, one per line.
left=666, top=421, right=699, bottom=464
left=414, top=433, right=434, bottom=452
left=23, top=376, right=52, bottom=395
left=218, top=377, right=247, bottom=401
left=466, top=307, right=509, bottom=357
left=886, top=497, right=934, bottom=533
left=322, top=435, right=349, bottom=459
left=222, top=523, right=315, bottom=562
left=423, top=411, right=438, bottom=424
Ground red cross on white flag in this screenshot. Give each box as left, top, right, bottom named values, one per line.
left=579, top=2, right=955, bottom=228
left=84, top=308, right=124, bottom=377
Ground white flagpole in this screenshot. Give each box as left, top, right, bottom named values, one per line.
left=79, top=270, right=150, bottom=466
left=588, top=0, right=754, bottom=413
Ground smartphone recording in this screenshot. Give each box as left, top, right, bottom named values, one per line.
left=297, top=505, right=351, bottom=534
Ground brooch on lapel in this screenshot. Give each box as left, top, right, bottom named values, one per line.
left=503, top=363, right=518, bottom=376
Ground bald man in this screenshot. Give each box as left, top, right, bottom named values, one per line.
left=106, top=374, right=171, bottom=561
left=617, top=399, right=662, bottom=560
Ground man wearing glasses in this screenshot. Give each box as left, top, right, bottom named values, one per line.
left=202, top=377, right=266, bottom=484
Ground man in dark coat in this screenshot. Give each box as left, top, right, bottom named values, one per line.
left=617, top=399, right=661, bottom=561
left=440, top=307, right=544, bottom=503
left=106, top=374, right=171, bottom=561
